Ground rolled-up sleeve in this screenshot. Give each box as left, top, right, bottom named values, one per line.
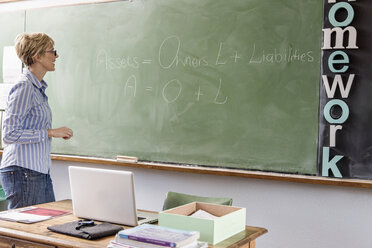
left=2, top=82, right=47, bottom=145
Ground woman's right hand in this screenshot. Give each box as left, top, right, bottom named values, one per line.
left=47, top=127, right=73, bottom=140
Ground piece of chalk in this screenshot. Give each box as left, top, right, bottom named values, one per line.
left=116, top=155, right=138, bottom=163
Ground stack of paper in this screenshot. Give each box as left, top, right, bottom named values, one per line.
left=107, top=224, right=207, bottom=248
left=0, top=206, right=71, bottom=224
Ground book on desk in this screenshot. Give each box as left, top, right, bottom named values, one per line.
left=107, top=224, right=207, bottom=248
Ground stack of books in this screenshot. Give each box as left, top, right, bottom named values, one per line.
left=107, top=224, right=207, bottom=248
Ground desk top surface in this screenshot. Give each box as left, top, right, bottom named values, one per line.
left=0, top=200, right=267, bottom=248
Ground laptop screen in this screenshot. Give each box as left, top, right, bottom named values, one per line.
left=69, top=166, right=139, bottom=226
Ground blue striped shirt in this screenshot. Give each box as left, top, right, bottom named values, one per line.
left=1, top=68, right=52, bottom=174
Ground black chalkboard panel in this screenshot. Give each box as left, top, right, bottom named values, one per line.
left=24, top=0, right=323, bottom=174
left=318, top=1, right=372, bottom=180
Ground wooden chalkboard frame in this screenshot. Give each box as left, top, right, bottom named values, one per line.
left=50, top=154, right=372, bottom=189
left=0, top=149, right=370, bottom=188
left=0, top=0, right=120, bottom=8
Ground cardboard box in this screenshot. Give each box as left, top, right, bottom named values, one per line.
left=158, top=202, right=246, bottom=244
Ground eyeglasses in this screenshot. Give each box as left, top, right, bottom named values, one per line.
left=46, top=49, right=57, bottom=56
left=75, top=219, right=95, bottom=230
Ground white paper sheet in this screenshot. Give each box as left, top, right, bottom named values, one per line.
left=0, top=211, right=51, bottom=223
left=2, top=46, right=22, bottom=84
left=0, top=83, right=13, bottom=110
left=190, top=209, right=218, bottom=220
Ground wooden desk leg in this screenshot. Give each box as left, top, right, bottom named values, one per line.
left=250, top=240, right=256, bottom=248
left=241, top=240, right=256, bottom=248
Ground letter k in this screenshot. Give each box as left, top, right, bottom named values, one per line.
left=322, top=147, right=343, bottom=178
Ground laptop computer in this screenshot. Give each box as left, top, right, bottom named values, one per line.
left=68, top=166, right=158, bottom=226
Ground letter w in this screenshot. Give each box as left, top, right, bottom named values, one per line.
left=322, top=74, right=355, bottom=98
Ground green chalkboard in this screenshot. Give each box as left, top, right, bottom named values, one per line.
left=0, top=10, right=25, bottom=83
left=25, top=0, right=322, bottom=174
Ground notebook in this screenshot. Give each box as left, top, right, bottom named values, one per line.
left=68, top=166, right=158, bottom=226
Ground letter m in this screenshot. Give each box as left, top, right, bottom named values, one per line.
left=322, top=27, right=358, bottom=49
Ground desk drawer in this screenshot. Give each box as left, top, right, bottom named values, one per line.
left=0, top=235, right=56, bottom=248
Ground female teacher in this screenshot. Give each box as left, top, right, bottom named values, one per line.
left=0, top=32, right=73, bottom=209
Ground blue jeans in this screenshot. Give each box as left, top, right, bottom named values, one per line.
left=0, top=166, right=55, bottom=209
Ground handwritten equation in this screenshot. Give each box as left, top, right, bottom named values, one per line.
left=122, top=75, right=227, bottom=105
left=95, top=35, right=314, bottom=104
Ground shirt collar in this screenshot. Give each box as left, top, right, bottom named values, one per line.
left=23, top=67, right=48, bottom=90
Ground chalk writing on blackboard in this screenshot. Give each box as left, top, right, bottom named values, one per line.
left=95, top=35, right=314, bottom=105
left=159, top=36, right=209, bottom=69
left=123, top=74, right=227, bottom=104
left=248, top=44, right=315, bottom=64
left=96, top=35, right=316, bottom=72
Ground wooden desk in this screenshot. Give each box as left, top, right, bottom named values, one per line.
left=0, top=200, right=267, bottom=248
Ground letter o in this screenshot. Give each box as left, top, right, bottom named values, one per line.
left=329, top=2, right=354, bottom=27
left=323, top=99, right=349, bottom=124
left=162, top=79, right=182, bottom=103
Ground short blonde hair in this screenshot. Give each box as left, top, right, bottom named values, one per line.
left=14, top=32, right=54, bottom=67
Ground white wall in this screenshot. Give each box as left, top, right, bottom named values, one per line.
left=52, top=160, right=372, bottom=248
